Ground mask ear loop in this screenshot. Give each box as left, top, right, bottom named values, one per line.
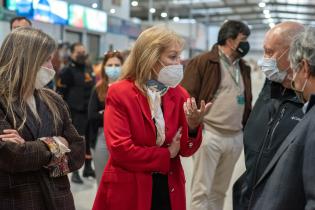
left=151, top=60, right=164, bottom=80
left=276, top=48, right=291, bottom=72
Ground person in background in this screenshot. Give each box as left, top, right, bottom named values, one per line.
left=57, top=42, right=95, bottom=184
left=88, top=51, right=124, bottom=185
left=248, top=26, right=315, bottom=210
left=233, top=21, right=305, bottom=210
left=181, top=20, right=252, bottom=210
left=92, top=57, right=105, bottom=82
left=10, top=16, right=32, bottom=30
left=0, top=27, right=85, bottom=210
left=93, top=26, right=210, bottom=210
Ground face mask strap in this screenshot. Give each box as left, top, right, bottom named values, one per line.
left=301, top=78, right=309, bottom=92
left=277, top=48, right=289, bottom=60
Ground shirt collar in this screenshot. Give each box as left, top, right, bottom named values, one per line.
left=302, top=101, right=309, bottom=114
left=218, top=46, right=239, bottom=66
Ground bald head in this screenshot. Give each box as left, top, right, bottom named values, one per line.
left=265, top=21, right=305, bottom=50
left=263, top=21, right=305, bottom=88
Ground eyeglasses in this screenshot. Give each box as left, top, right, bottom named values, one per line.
left=104, top=50, right=121, bottom=56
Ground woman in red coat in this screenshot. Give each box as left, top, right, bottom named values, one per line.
left=92, top=26, right=211, bottom=210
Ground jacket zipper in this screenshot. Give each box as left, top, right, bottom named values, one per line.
left=266, top=107, right=286, bottom=149
left=247, top=127, right=271, bottom=210
left=247, top=105, right=286, bottom=209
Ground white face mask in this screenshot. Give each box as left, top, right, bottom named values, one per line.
left=258, top=57, right=288, bottom=83
left=35, top=66, right=55, bottom=89
left=157, top=64, right=183, bottom=88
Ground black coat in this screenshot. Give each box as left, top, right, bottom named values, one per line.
left=87, top=87, right=105, bottom=149
left=233, top=80, right=304, bottom=210
left=249, top=95, right=315, bottom=210
left=57, top=60, right=94, bottom=113
left=57, top=60, right=94, bottom=135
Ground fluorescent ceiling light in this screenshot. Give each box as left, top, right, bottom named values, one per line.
left=173, top=16, right=180, bottom=22
left=149, top=8, right=156, bottom=13
left=131, top=1, right=138, bottom=7
left=92, top=3, right=98, bottom=8
left=161, top=12, right=168, bottom=18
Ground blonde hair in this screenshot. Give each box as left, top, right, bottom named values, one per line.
left=0, top=27, right=62, bottom=131
left=120, top=25, right=184, bottom=91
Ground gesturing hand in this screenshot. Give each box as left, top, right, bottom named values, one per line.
left=0, top=129, right=25, bottom=144
left=183, top=97, right=212, bottom=130
left=168, top=127, right=182, bottom=158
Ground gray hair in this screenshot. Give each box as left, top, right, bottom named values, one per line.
left=289, top=27, right=315, bottom=74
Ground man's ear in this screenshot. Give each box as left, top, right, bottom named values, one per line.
left=225, top=38, right=235, bottom=49
left=301, top=59, right=311, bottom=79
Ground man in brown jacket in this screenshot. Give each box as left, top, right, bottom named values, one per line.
left=181, top=20, right=252, bottom=210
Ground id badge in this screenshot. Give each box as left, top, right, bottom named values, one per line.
left=237, top=95, right=245, bottom=105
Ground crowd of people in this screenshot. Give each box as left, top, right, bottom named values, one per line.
left=0, top=16, right=315, bottom=210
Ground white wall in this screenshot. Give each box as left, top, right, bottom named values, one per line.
left=32, top=21, right=62, bottom=41
left=104, top=33, right=130, bottom=52
left=0, top=21, right=10, bottom=44
left=247, top=28, right=266, bottom=60
left=193, top=23, right=207, bottom=51
left=208, top=25, right=220, bottom=50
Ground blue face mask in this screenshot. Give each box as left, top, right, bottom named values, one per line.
left=105, top=66, right=121, bottom=80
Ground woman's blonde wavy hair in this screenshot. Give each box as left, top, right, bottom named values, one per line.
left=0, top=27, right=62, bottom=131
left=120, top=25, right=184, bottom=91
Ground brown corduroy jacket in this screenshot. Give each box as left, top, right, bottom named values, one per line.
left=181, top=45, right=252, bottom=127
left=0, top=89, right=85, bottom=210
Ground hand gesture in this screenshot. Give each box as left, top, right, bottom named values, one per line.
left=168, top=127, right=182, bottom=158
left=0, top=129, right=25, bottom=144
left=183, top=98, right=212, bottom=130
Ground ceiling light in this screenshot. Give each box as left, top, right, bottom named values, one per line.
left=131, top=1, right=138, bottom=7
left=259, top=2, right=266, bottom=8
left=173, top=16, right=180, bottom=22
left=149, top=8, right=156, bottom=13
left=269, top=22, right=275, bottom=28
left=161, top=12, right=168, bottom=18
left=110, top=8, right=116, bottom=14
left=265, top=13, right=271, bottom=18
left=92, top=3, right=98, bottom=8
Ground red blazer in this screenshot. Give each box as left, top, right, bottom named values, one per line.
left=92, top=79, right=202, bottom=210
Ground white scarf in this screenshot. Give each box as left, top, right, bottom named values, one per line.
left=146, top=88, right=166, bottom=146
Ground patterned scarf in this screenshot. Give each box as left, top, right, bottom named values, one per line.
left=146, top=80, right=168, bottom=146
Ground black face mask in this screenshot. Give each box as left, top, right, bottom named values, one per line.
left=236, top=41, right=250, bottom=57
left=75, top=54, right=87, bottom=65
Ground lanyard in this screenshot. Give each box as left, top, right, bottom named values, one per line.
left=221, top=58, right=241, bottom=88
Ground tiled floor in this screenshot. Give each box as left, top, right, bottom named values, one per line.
left=72, top=71, right=265, bottom=210
left=71, top=153, right=246, bottom=210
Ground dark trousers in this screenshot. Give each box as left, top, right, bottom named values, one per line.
left=70, top=110, right=91, bottom=155
left=151, top=173, right=171, bottom=210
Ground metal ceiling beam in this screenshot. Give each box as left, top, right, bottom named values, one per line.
left=131, top=8, right=315, bottom=20
left=190, top=10, right=315, bottom=18
left=131, top=1, right=315, bottom=10
left=197, top=16, right=315, bottom=25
